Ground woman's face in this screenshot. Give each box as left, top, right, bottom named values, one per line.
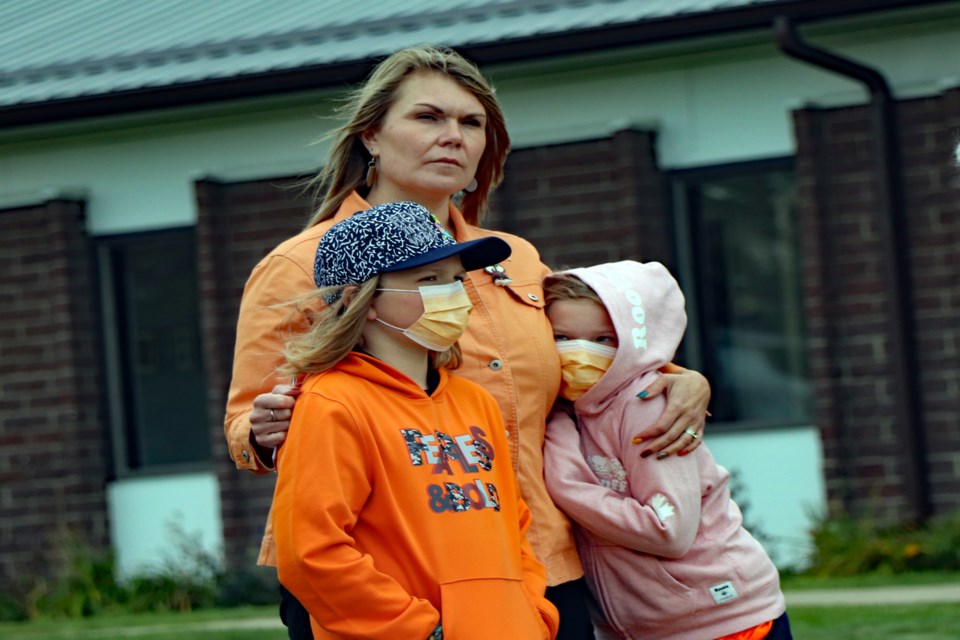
left=362, top=71, right=488, bottom=206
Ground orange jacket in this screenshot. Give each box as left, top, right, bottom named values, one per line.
left=225, top=191, right=581, bottom=585
left=273, top=352, right=559, bottom=639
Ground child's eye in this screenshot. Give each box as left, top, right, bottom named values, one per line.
left=553, top=335, right=568, bottom=342
left=454, top=273, right=467, bottom=282
left=418, top=275, right=438, bottom=282
left=597, top=336, right=618, bottom=345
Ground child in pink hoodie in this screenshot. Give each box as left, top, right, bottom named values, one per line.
left=542, top=260, right=791, bottom=640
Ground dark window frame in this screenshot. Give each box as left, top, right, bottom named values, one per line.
left=97, top=227, right=212, bottom=478
left=669, top=156, right=812, bottom=431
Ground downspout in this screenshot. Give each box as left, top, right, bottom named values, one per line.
left=774, top=17, right=930, bottom=521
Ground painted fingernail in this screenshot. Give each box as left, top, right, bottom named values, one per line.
left=641, top=449, right=654, bottom=458
left=636, top=390, right=649, bottom=399
left=656, top=452, right=670, bottom=460
left=631, top=436, right=644, bottom=444
left=678, top=450, right=688, bottom=457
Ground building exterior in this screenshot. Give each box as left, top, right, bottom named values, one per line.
left=1, top=0, right=958, bottom=594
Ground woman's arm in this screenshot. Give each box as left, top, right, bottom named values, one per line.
left=635, top=365, right=711, bottom=458
left=224, top=254, right=313, bottom=471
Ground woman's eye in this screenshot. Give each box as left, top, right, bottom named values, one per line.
left=417, top=112, right=438, bottom=121
left=463, top=118, right=483, bottom=128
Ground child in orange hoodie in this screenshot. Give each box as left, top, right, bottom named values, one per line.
left=272, top=200, right=559, bottom=640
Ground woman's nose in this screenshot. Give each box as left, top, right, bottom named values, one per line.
left=439, top=121, right=463, bottom=145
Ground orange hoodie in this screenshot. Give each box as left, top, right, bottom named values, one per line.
left=273, top=352, right=559, bottom=640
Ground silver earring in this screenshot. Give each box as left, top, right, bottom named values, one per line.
left=365, top=157, right=377, bottom=188
left=464, top=177, right=478, bottom=193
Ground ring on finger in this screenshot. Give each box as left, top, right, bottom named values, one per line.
left=270, top=409, right=277, bottom=422
left=684, top=428, right=699, bottom=440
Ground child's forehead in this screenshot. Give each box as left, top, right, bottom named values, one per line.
left=547, top=298, right=610, bottom=320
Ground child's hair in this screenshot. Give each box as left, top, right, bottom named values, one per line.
left=279, top=278, right=461, bottom=377
left=543, top=271, right=602, bottom=308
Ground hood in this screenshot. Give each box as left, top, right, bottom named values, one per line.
left=562, top=260, right=687, bottom=412
left=310, top=351, right=446, bottom=400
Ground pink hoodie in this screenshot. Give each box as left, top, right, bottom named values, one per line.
left=543, top=260, right=785, bottom=640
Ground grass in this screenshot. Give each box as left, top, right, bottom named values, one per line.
left=0, top=606, right=287, bottom=640
left=3, top=575, right=960, bottom=640
left=780, top=573, right=960, bottom=639
left=787, top=603, right=959, bottom=639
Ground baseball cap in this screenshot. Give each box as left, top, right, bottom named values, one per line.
left=315, top=201, right=511, bottom=299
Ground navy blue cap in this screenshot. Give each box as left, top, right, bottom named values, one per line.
left=315, top=201, right=511, bottom=300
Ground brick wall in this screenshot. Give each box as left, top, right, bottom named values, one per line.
left=0, top=199, right=110, bottom=590
left=194, top=176, right=314, bottom=565
left=491, top=129, right=673, bottom=271
left=792, top=87, right=960, bottom=520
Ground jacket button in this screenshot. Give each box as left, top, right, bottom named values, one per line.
left=241, top=450, right=250, bottom=462
left=488, top=359, right=503, bottom=371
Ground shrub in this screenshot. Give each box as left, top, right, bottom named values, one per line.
left=804, top=508, right=960, bottom=576
left=0, top=521, right=276, bottom=621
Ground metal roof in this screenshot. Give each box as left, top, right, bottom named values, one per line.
left=0, top=0, right=954, bottom=127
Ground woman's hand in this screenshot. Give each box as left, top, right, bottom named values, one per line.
left=635, top=368, right=711, bottom=459
left=250, top=382, right=301, bottom=451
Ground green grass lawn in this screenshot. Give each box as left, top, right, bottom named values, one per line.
left=3, top=577, right=960, bottom=640
left=0, top=606, right=287, bottom=640
left=787, top=603, right=959, bottom=639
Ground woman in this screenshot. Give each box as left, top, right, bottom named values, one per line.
left=224, top=45, right=711, bottom=639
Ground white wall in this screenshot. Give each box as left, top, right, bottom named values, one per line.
left=708, top=426, right=825, bottom=568
left=106, top=472, right=223, bottom=579
left=3, top=17, right=956, bottom=572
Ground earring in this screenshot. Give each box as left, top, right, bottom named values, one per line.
left=464, top=177, right=478, bottom=193
left=365, top=157, right=377, bottom=188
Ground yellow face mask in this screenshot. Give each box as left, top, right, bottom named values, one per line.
left=556, top=340, right=617, bottom=401
left=376, top=281, right=473, bottom=351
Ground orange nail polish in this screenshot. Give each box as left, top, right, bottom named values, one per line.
left=632, top=436, right=644, bottom=444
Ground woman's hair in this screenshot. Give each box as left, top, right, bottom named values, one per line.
left=542, top=271, right=602, bottom=308
left=305, top=44, right=510, bottom=227
left=280, top=276, right=461, bottom=377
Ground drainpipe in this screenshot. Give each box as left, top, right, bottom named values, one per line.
left=774, top=17, right=929, bottom=521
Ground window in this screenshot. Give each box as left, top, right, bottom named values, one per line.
left=671, top=159, right=812, bottom=428
left=98, top=229, right=210, bottom=474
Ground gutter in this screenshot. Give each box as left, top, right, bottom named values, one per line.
left=774, top=17, right=930, bottom=521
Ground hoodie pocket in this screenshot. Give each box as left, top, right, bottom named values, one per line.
left=439, top=577, right=548, bottom=640
left=586, top=545, right=699, bottom=633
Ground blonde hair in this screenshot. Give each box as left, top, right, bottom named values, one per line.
left=305, top=44, right=510, bottom=227
left=280, top=277, right=462, bottom=377
left=543, top=271, right=602, bottom=308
